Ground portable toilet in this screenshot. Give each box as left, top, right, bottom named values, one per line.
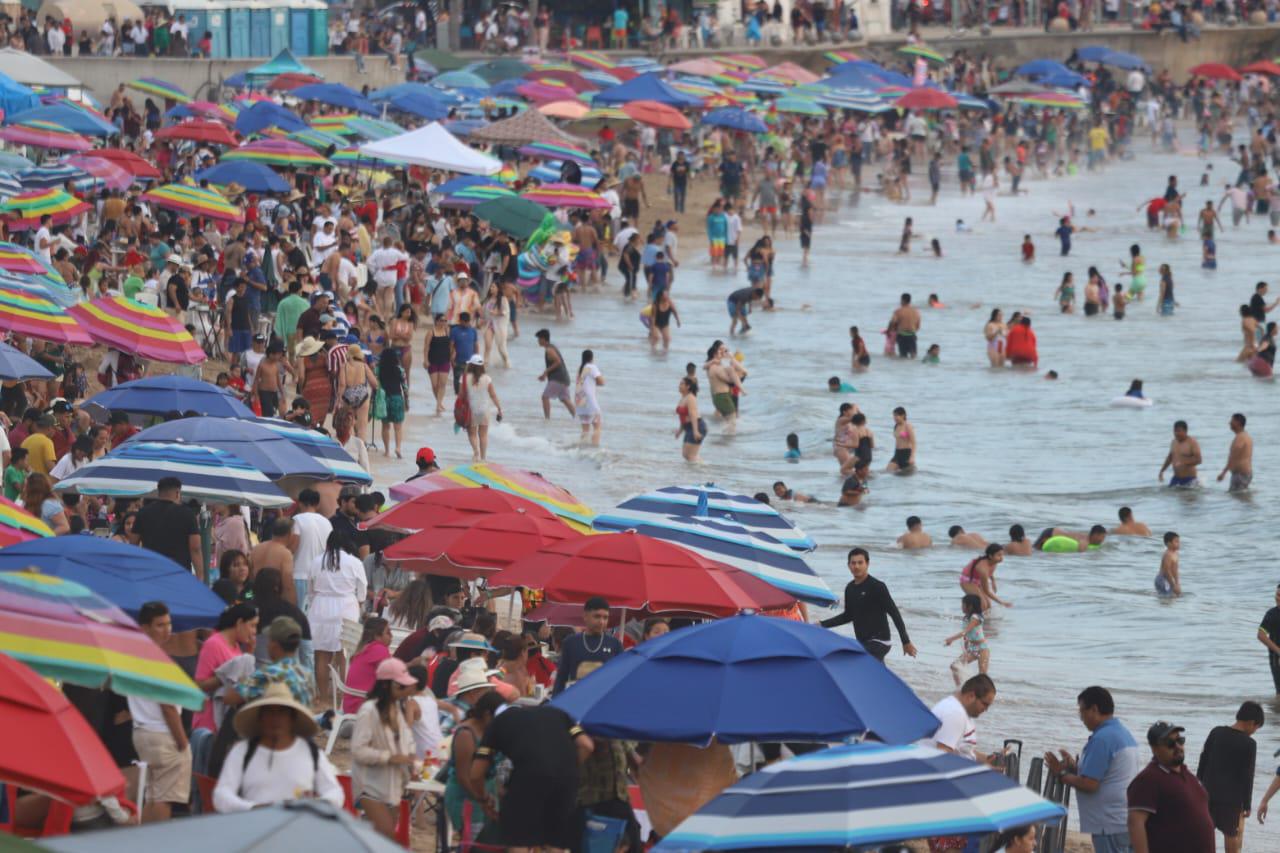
left=306, top=0, right=328, bottom=57
left=288, top=1, right=309, bottom=56
left=176, top=2, right=228, bottom=59
left=269, top=4, right=289, bottom=54
left=249, top=1, right=271, bottom=56
left=226, top=0, right=252, bottom=57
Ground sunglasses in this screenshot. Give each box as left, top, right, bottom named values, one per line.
left=1161, top=737, right=1185, bottom=747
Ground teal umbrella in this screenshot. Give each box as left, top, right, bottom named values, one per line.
left=772, top=96, right=828, bottom=117
left=474, top=196, right=552, bottom=240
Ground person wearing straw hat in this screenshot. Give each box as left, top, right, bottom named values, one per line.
left=213, top=682, right=344, bottom=813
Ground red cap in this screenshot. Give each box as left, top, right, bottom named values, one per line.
left=416, top=447, right=436, bottom=466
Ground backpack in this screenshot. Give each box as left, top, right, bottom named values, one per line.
left=454, top=373, right=471, bottom=429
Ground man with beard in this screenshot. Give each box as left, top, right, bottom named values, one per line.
left=1127, top=721, right=1215, bottom=853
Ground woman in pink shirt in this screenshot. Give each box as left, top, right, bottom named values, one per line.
left=192, top=603, right=258, bottom=732
left=343, top=617, right=392, bottom=714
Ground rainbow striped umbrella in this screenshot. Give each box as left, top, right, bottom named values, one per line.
left=64, top=154, right=134, bottom=191
left=520, top=182, right=610, bottom=209
left=223, top=138, right=332, bottom=168
left=0, top=265, right=76, bottom=308
left=824, top=49, right=863, bottom=64
left=567, top=49, right=615, bottom=71
left=1016, top=92, right=1087, bottom=110
left=390, top=461, right=594, bottom=531
left=496, top=164, right=519, bottom=184
left=0, top=242, right=47, bottom=275
left=717, top=53, right=768, bottom=71
left=0, top=188, right=90, bottom=230
left=344, top=117, right=403, bottom=141
left=0, top=275, right=91, bottom=343
left=284, top=128, right=348, bottom=152
left=0, top=498, right=53, bottom=547
left=439, top=183, right=517, bottom=208
left=0, top=570, right=205, bottom=710
left=126, top=77, right=191, bottom=103
left=899, top=43, right=947, bottom=63
left=0, top=120, right=93, bottom=152
left=308, top=112, right=359, bottom=135
left=68, top=297, right=206, bottom=365
left=141, top=183, right=245, bottom=223
left=568, top=105, right=632, bottom=132
left=518, top=140, right=597, bottom=166
left=0, top=243, right=73, bottom=298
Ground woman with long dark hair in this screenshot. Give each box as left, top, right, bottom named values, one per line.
left=307, top=531, right=367, bottom=703
left=351, top=657, right=419, bottom=838
left=343, top=617, right=392, bottom=714
left=377, top=346, right=406, bottom=458
left=575, top=349, right=604, bottom=446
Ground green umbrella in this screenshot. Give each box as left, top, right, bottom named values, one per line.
left=474, top=196, right=552, bottom=240
left=414, top=49, right=470, bottom=72
left=773, top=96, right=828, bottom=117
left=468, top=58, right=534, bottom=84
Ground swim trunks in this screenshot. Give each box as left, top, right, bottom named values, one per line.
left=1229, top=471, right=1252, bottom=492
left=896, top=333, right=917, bottom=358
left=542, top=380, right=572, bottom=403
left=682, top=418, right=707, bottom=445
left=711, top=392, right=735, bottom=417
left=1154, top=573, right=1174, bottom=596
left=1169, top=475, right=1199, bottom=488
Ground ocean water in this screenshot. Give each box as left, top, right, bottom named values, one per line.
left=372, top=131, right=1280, bottom=846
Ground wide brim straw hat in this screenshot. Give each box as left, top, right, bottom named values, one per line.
left=233, top=682, right=318, bottom=739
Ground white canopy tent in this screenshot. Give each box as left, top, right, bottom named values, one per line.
left=0, top=47, right=82, bottom=89
left=358, top=122, right=501, bottom=176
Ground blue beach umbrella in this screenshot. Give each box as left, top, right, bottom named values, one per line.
left=124, top=416, right=334, bottom=487
left=0, top=169, right=20, bottom=198
left=703, top=107, right=768, bottom=133
left=434, top=175, right=501, bottom=195
left=55, top=442, right=293, bottom=508
left=552, top=614, right=931, bottom=743
left=591, top=513, right=835, bottom=605
left=0, top=340, right=53, bottom=380
left=609, top=484, right=815, bottom=552
left=234, top=100, right=308, bottom=135
left=195, top=160, right=290, bottom=194
left=246, top=417, right=373, bottom=486
left=0, top=151, right=33, bottom=171
left=16, top=163, right=89, bottom=190
left=83, top=375, right=255, bottom=419
left=290, top=83, right=378, bottom=116
left=9, top=104, right=116, bottom=137
left=655, top=742, right=1067, bottom=852
left=384, top=91, right=450, bottom=121
left=1014, top=59, right=1071, bottom=79
left=432, top=70, right=490, bottom=90
left=0, top=537, right=225, bottom=630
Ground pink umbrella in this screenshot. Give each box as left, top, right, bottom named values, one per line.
left=515, top=79, right=580, bottom=104
left=763, top=61, right=820, bottom=84
left=668, top=58, right=729, bottom=77
left=894, top=87, right=958, bottom=110
left=0, top=120, right=93, bottom=152
left=520, top=182, right=611, bottom=209
left=65, top=155, right=134, bottom=191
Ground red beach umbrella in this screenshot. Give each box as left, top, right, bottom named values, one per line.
left=363, top=486, right=559, bottom=534
left=622, top=100, right=692, bottom=130
left=267, top=72, right=324, bottom=91
left=1189, top=62, right=1242, bottom=81
left=154, top=119, right=238, bottom=146
left=894, top=87, right=958, bottom=110
left=494, top=530, right=796, bottom=616
left=382, top=509, right=581, bottom=578
left=1241, top=60, right=1280, bottom=76
left=0, top=651, right=126, bottom=804
left=85, top=148, right=162, bottom=179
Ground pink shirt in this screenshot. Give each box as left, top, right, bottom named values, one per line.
left=192, top=631, right=237, bottom=732
left=343, top=641, right=390, bottom=714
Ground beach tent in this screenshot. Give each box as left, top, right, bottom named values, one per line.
left=592, top=72, right=703, bottom=108
left=0, top=47, right=81, bottom=88
left=358, top=122, right=501, bottom=175
left=0, top=71, right=40, bottom=121
left=244, top=48, right=322, bottom=83
left=469, top=108, right=586, bottom=147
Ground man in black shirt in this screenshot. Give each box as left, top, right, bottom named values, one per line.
left=1196, top=701, right=1262, bottom=853
left=329, top=487, right=368, bottom=560
left=668, top=151, right=690, bottom=213
left=1256, top=583, right=1280, bottom=692
left=820, top=547, right=917, bottom=662
left=133, top=476, right=202, bottom=579
left=1249, top=281, right=1278, bottom=324
left=553, top=596, right=623, bottom=695
left=469, top=703, right=594, bottom=849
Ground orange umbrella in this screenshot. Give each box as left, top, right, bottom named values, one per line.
left=538, top=100, right=591, bottom=120
left=622, top=100, right=692, bottom=131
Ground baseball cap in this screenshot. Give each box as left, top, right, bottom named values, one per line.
left=428, top=614, right=454, bottom=632
left=375, top=657, right=418, bottom=687
left=253, top=333, right=267, bottom=343
left=1146, top=721, right=1186, bottom=745
left=415, top=447, right=436, bottom=466
left=267, top=616, right=302, bottom=646
left=467, top=354, right=484, bottom=366
left=50, top=400, right=72, bottom=414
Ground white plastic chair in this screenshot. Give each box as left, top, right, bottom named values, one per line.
left=339, top=618, right=363, bottom=673
left=325, top=662, right=366, bottom=755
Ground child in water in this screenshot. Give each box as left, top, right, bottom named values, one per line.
left=1202, top=238, right=1217, bottom=269
left=945, top=593, right=990, bottom=685
left=784, top=432, right=801, bottom=460
left=1156, top=532, right=1181, bottom=597
left=827, top=376, right=857, bottom=393
left=1021, top=234, right=1035, bottom=262
left=923, top=344, right=941, bottom=364
left=1113, top=284, right=1127, bottom=319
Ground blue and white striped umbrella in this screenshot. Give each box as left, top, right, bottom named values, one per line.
left=581, top=70, right=622, bottom=88
left=54, top=442, right=294, bottom=508
left=592, top=512, right=835, bottom=605
left=529, top=160, right=603, bottom=186
left=656, top=743, right=1066, bottom=852
left=17, top=163, right=89, bottom=190
left=0, top=170, right=22, bottom=199
left=805, top=85, right=892, bottom=113
left=248, top=417, right=373, bottom=485
left=617, top=57, right=662, bottom=71
left=738, top=77, right=790, bottom=95
left=608, top=485, right=815, bottom=552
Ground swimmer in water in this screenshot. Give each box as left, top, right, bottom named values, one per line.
left=1239, top=306, right=1259, bottom=362
left=838, top=475, right=866, bottom=507
left=1055, top=272, right=1076, bottom=313
left=828, top=376, right=857, bottom=393
left=897, top=516, right=933, bottom=549
left=949, top=525, right=989, bottom=549
left=885, top=406, right=916, bottom=472
left=1120, top=244, right=1146, bottom=300
left=1159, top=419, right=1202, bottom=487
left=959, top=544, right=1009, bottom=610
left=984, top=309, right=1007, bottom=368
left=931, top=239, right=942, bottom=258
left=956, top=219, right=971, bottom=233
left=772, top=481, right=816, bottom=503
left=1156, top=531, right=1181, bottom=597
left=1021, top=234, right=1035, bottom=263
left=928, top=294, right=946, bottom=308
left=923, top=344, right=941, bottom=364
left=1112, top=507, right=1153, bottom=536
left=1034, top=525, right=1107, bottom=552
left=833, top=403, right=857, bottom=470
left=1045, top=370, right=1059, bottom=379
left=898, top=217, right=914, bottom=254
left=1005, top=524, right=1032, bottom=556
left=1270, top=230, right=1278, bottom=243
left=840, top=412, right=874, bottom=477
left=784, top=432, right=801, bottom=460
left=1125, top=379, right=1145, bottom=399
left=1113, top=283, right=1127, bottom=319
left=1217, top=412, right=1253, bottom=492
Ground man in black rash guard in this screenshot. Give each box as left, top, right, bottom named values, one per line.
left=820, top=547, right=918, bottom=663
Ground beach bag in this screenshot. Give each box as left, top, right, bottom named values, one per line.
left=372, top=386, right=387, bottom=420
left=454, top=375, right=471, bottom=429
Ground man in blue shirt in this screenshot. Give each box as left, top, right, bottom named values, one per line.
left=648, top=251, right=673, bottom=299
left=552, top=596, right=623, bottom=695
left=448, top=312, right=477, bottom=394
left=1044, top=685, right=1142, bottom=853
left=427, top=264, right=454, bottom=320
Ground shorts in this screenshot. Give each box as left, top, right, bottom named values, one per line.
left=682, top=418, right=707, bottom=444
left=229, top=329, right=253, bottom=354
left=427, top=362, right=450, bottom=375
left=1229, top=471, right=1252, bottom=492
left=384, top=393, right=405, bottom=424
left=725, top=243, right=738, bottom=261
left=621, top=198, right=639, bottom=220
left=709, top=238, right=725, bottom=259
left=759, top=206, right=777, bottom=216
left=1155, top=573, right=1174, bottom=596
left=1084, top=302, right=1099, bottom=316
left=800, top=228, right=812, bottom=249
left=500, top=772, right=579, bottom=849
left=726, top=298, right=750, bottom=319
left=542, top=380, right=572, bottom=404
left=1089, top=832, right=1132, bottom=853
left=896, top=334, right=917, bottom=358
left=892, top=447, right=912, bottom=468
left=1147, top=211, right=1160, bottom=228
left=1209, top=802, right=1243, bottom=836
left=575, top=247, right=597, bottom=270
left=132, top=729, right=192, bottom=804
left=1169, top=475, right=1198, bottom=488
left=257, top=389, right=280, bottom=418
left=711, top=392, right=735, bottom=416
